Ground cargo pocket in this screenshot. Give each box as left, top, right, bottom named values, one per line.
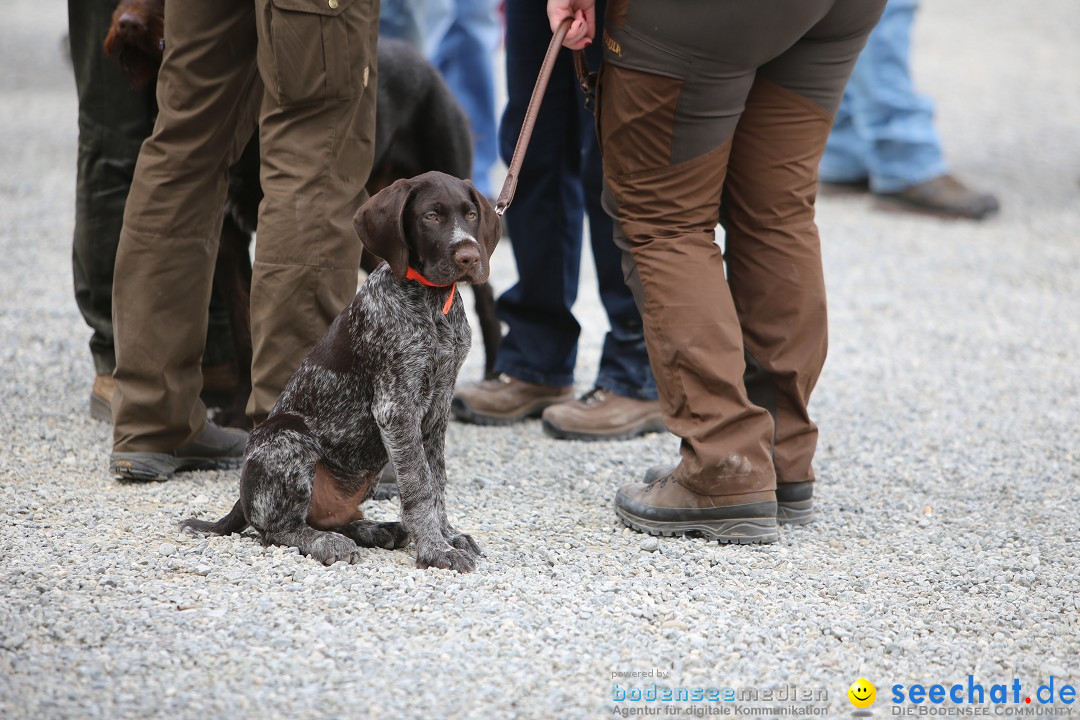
left=265, top=0, right=375, bottom=106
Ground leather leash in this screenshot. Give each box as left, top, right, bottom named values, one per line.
left=494, top=18, right=596, bottom=217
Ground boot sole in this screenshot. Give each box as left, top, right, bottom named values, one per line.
left=111, top=453, right=243, bottom=482
left=541, top=417, right=667, bottom=442
left=615, top=506, right=779, bottom=545
left=451, top=397, right=564, bottom=426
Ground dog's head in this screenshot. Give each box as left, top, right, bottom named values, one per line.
left=353, top=171, right=501, bottom=286
left=103, top=0, right=166, bottom=88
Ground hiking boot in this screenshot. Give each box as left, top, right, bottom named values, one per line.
left=774, top=481, right=814, bottom=525
left=875, top=174, right=1000, bottom=220
left=110, top=422, right=248, bottom=481
left=643, top=464, right=813, bottom=525
left=90, top=374, right=114, bottom=423
left=541, top=387, right=666, bottom=441
left=615, top=472, right=778, bottom=544
left=452, top=373, right=572, bottom=425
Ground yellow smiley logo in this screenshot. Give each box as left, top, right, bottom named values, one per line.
left=848, top=678, right=876, bottom=708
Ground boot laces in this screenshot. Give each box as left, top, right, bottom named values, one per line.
left=579, top=387, right=610, bottom=407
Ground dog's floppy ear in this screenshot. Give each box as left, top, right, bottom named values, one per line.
left=465, top=180, right=501, bottom=260
left=353, top=178, right=416, bottom=280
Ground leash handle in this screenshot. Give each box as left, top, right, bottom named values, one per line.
left=494, top=18, right=574, bottom=217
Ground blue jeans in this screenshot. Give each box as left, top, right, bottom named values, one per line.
left=820, top=0, right=947, bottom=193
left=494, top=0, right=656, bottom=401
left=380, top=0, right=500, bottom=197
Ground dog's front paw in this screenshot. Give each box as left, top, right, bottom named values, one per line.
left=416, top=542, right=478, bottom=573
left=446, top=532, right=482, bottom=558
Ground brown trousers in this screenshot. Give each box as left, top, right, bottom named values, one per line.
left=112, top=0, right=378, bottom=451
left=599, top=0, right=886, bottom=497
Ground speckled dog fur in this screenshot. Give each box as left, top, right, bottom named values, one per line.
left=181, top=172, right=501, bottom=572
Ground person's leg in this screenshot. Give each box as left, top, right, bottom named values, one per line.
left=429, top=0, right=501, bottom=197
left=537, top=12, right=665, bottom=442
left=494, top=0, right=586, bottom=389
left=378, top=0, right=424, bottom=48
left=846, top=0, right=999, bottom=217
left=112, top=0, right=261, bottom=456
left=819, top=89, right=871, bottom=186
left=451, top=0, right=580, bottom=424
left=68, top=0, right=157, bottom=417
left=722, top=0, right=885, bottom=524
left=843, top=0, right=945, bottom=193
left=247, top=0, right=378, bottom=423
left=600, top=0, right=883, bottom=541
left=586, top=107, right=657, bottom=403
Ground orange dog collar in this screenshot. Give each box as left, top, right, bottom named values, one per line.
left=405, top=267, right=456, bottom=315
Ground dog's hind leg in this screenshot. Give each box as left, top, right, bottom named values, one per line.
left=338, top=520, right=410, bottom=549
left=245, top=416, right=363, bottom=565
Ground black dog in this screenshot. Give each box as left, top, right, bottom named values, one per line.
left=104, top=1, right=503, bottom=428
left=181, top=172, right=500, bottom=572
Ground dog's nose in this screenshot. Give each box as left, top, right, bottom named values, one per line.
left=118, top=12, right=146, bottom=36
left=453, top=244, right=481, bottom=270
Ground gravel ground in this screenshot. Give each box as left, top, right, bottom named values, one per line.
left=2, top=2, right=1079, bottom=718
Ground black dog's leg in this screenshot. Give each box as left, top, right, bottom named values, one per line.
left=375, top=406, right=475, bottom=573
left=245, top=417, right=362, bottom=565
left=208, top=213, right=254, bottom=429
left=471, top=282, right=502, bottom=379
left=338, top=520, right=410, bottom=549
left=209, top=137, right=261, bottom=429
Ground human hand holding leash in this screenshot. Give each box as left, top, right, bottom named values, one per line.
left=547, top=0, right=595, bottom=50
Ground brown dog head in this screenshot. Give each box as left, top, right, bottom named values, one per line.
left=103, top=0, right=166, bottom=88
left=353, top=171, right=501, bottom=285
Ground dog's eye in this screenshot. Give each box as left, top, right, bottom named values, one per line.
left=424, top=211, right=439, bottom=221
left=465, top=210, right=477, bottom=220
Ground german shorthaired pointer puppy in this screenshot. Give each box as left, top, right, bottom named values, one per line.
left=181, top=172, right=501, bottom=572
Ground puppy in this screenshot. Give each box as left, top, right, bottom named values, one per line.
left=181, top=172, right=501, bottom=572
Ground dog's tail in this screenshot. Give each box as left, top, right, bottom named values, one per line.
left=179, top=499, right=248, bottom=536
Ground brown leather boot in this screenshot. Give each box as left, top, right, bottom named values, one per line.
left=541, top=388, right=666, bottom=441
left=452, top=373, right=573, bottom=425
left=110, top=421, right=248, bottom=482
left=615, top=470, right=778, bottom=544
left=875, top=174, right=1000, bottom=220
left=644, top=464, right=813, bottom=524
left=90, top=374, right=115, bottom=423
